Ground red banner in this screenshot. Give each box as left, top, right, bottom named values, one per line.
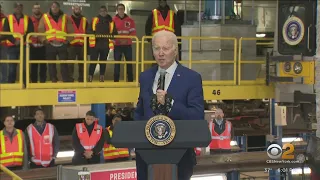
left=91, top=168, right=137, bottom=180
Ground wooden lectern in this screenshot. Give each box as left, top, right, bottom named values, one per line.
left=111, top=120, right=211, bottom=180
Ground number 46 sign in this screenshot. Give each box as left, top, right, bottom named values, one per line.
left=212, top=90, right=221, bottom=95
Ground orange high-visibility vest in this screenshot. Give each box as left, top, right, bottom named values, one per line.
left=27, top=123, right=54, bottom=167
left=89, top=17, right=114, bottom=50
left=43, top=13, right=67, bottom=42
left=151, top=9, right=175, bottom=35
left=6, top=14, right=29, bottom=46
left=0, top=129, right=24, bottom=167
left=103, top=127, right=129, bottom=160
left=76, top=123, right=102, bottom=151
left=209, top=121, right=231, bottom=150
left=30, top=15, right=43, bottom=47
left=0, top=17, right=6, bottom=46
left=70, top=16, right=87, bottom=46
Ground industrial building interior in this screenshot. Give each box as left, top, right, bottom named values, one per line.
left=0, top=0, right=319, bottom=179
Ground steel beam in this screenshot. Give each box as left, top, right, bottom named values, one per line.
left=0, top=85, right=275, bottom=107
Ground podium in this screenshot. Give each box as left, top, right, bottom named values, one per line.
left=111, top=120, right=211, bottom=180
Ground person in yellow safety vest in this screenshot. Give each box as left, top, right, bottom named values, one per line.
left=0, top=4, right=8, bottom=83
left=0, top=115, right=28, bottom=171
left=37, top=2, right=74, bottom=83
left=145, top=0, right=181, bottom=61
left=103, top=115, right=130, bottom=162
left=208, top=108, right=234, bottom=154
left=88, top=5, right=118, bottom=82
left=2, top=3, right=34, bottom=86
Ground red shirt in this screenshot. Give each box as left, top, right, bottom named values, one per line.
left=113, top=14, right=136, bottom=46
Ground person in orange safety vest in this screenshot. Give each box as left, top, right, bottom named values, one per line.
left=0, top=115, right=28, bottom=171
left=0, top=4, right=8, bottom=83
left=67, top=5, right=88, bottom=83
left=37, top=1, right=74, bottom=83
left=208, top=108, right=233, bottom=154
left=2, top=3, right=34, bottom=86
left=88, top=5, right=118, bottom=82
left=72, top=111, right=106, bottom=165
left=30, top=3, right=47, bottom=83
left=25, top=108, right=60, bottom=168
left=103, top=114, right=130, bottom=162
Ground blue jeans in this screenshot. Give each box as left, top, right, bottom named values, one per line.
left=0, top=46, right=8, bottom=83
left=7, top=46, right=26, bottom=85
left=113, top=45, right=133, bottom=82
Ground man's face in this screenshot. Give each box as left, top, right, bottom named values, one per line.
left=117, top=5, right=125, bottom=16
left=112, top=117, right=121, bottom=126
left=32, top=5, right=41, bottom=15
left=215, top=110, right=224, bottom=120
left=73, top=6, right=81, bottom=16
left=4, top=116, right=15, bottom=129
left=14, top=5, right=23, bottom=14
left=99, top=8, right=107, bottom=17
left=35, top=110, right=45, bottom=122
left=159, top=0, right=167, bottom=8
left=85, top=115, right=95, bottom=125
left=153, top=35, right=176, bottom=69
left=51, top=3, right=59, bottom=14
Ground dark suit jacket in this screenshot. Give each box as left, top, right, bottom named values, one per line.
left=134, top=62, right=205, bottom=165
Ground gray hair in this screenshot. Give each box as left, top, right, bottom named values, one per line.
left=152, top=30, right=178, bottom=51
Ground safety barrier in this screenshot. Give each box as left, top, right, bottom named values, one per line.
left=238, top=37, right=274, bottom=85
left=141, top=36, right=237, bottom=85
left=25, top=33, right=139, bottom=89
left=0, top=164, right=23, bottom=180
left=0, top=32, right=24, bottom=90
left=0, top=34, right=274, bottom=90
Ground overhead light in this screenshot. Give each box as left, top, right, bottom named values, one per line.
left=293, top=62, right=303, bottom=74
left=256, top=33, right=266, bottom=38
left=57, top=151, right=74, bottom=158
left=282, top=137, right=303, bottom=143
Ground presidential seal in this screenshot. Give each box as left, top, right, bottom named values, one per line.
left=282, top=16, right=305, bottom=46
left=145, top=115, right=176, bottom=146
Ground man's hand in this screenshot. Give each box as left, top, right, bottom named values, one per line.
left=83, top=151, right=93, bottom=159
left=156, top=90, right=167, bottom=105
left=119, top=39, right=128, bottom=45
left=14, top=40, right=20, bottom=46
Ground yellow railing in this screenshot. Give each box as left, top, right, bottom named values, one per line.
left=0, top=34, right=274, bottom=89
left=25, top=33, right=139, bottom=89
left=0, top=164, right=23, bottom=180
left=238, top=37, right=274, bottom=85
left=141, top=36, right=237, bottom=85
left=0, top=32, right=24, bottom=90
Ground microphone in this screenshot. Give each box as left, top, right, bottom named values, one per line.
left=159, top=69, right=166, bottom=90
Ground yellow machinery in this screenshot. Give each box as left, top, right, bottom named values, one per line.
left=267, top=55, right=315, bottom=85
left=0, top=32, right=275, bottom=107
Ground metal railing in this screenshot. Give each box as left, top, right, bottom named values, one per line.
left=0, top=32, right=24, bottom=90
left=238, top=37, right=274, bottom=85
left=25, top=33, right=139, bottom=89
left=0, top=34, right=274, bottom=89
left=0, top=164, right=23, bottom=180
left=141, top=36, right=237, bottom=85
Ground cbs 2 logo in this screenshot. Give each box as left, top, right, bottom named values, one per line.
left=267, top=144, right=295, bottom=159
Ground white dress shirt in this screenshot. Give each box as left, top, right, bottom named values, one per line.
left=152, top=61, right=178, bottom=94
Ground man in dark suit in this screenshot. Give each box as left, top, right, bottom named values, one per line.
left=134, top=30, right=204, bottom=180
